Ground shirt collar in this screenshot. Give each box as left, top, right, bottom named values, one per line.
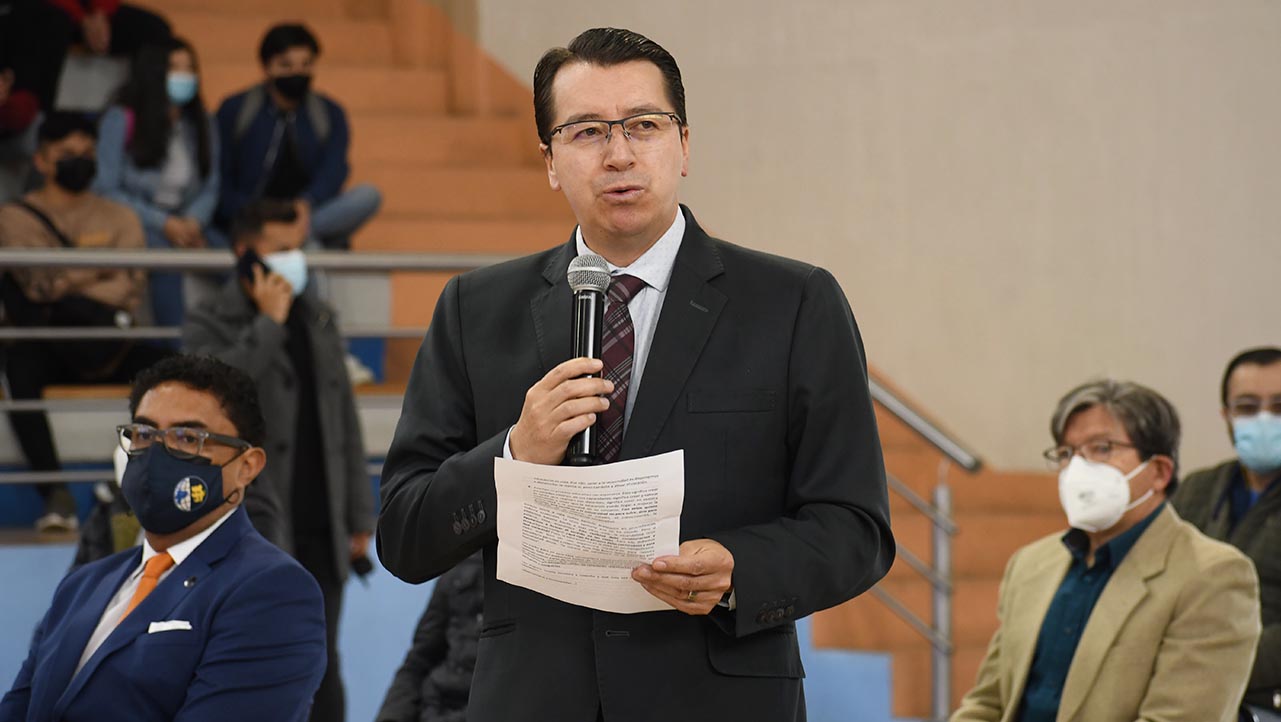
left=1061, top=502, right=1165, bottom=569
left=140, top=505, right=237, bottom=569
left=575, top=207, right=685, bottom=293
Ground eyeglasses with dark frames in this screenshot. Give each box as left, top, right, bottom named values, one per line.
left=1041, top=439, right=1137, bottom=469
left=116, top=423, right=251, bottom=461
left=548, top=112, right=683, bottom=150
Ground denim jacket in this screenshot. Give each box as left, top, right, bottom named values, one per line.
left=93, top=105, right=221, bottom=246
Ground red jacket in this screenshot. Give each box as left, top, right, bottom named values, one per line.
left=46, top=0, right=121, bottom=23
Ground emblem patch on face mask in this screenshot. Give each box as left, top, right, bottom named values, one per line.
left=173, top=477, right=208, bottom=512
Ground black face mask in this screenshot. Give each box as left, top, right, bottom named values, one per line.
left=54, top=155, right=96, bottom=193
left=272, top=74, right=312, bottom=102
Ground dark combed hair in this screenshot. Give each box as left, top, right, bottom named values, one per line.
left=230, top=198, right=298, bottom=245
left=115, top=37, right=211, bottom=177
left=258, top=23, right=321, bottom=65
left=37, top=112, right=97, bottom=145
left=532, top=27, right=686, bottom=145
left=1051, top=379, right=1183, bottom=494
left=1221, top=347, right=1281, bottom=407
left=129, top=355, right=267, bottom=447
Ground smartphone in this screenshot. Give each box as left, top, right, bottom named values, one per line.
left=237, top=248, right=269, bottom=283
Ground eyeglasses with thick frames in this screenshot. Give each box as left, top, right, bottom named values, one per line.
left=116, top=423, right=250, bottom=461
left=548, top=112, right=683, bottom=150
left=1042, top=438, right=1137, bottom=469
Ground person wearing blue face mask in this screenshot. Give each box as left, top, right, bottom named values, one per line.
left=1173, top=346, right=1281, bottom=716
left=0, top=354, right=326, bottom=722
left=94, top=36, right=221, bottom=331
left=182, top=199, right=375, bottom=722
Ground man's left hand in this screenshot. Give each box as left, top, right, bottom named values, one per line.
left=350, top=531, right=371, bottom=561
left=632, top=539, right=734, bottom=615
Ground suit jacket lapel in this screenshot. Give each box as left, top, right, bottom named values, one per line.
left=54, top=509, right=253, bottom=717
left=620, top=208, right=725, bottom=459
left=38, top=552, right=137, bottom=719
left=530, top=236, right=577, bottom=375
left=1003, top=546, right=1071, bottom=714
left=1056, top=507, right=1175, bottom=722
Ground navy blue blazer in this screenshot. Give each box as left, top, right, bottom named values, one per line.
left=1, top=507, right=327, bottom=722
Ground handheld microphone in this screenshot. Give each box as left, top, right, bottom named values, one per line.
left=564, top=253, right=611, bottom=466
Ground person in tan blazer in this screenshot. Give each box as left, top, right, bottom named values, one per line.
left=953, top=379, right=1261, bottom=722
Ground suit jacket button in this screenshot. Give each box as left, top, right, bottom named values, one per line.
left=784, top=605, right=795, bottom=617
left=476, top=509, right=486, bottom=524
left=756, top=612, right=768, bottom=625
left=452, top=521, right=463, bottom=535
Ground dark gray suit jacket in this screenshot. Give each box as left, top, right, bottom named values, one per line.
left=184, top=281, right=376, bottom=579
left=377, top=206, right=895, bottom=722
left=1172, top=459, right=1281, bottom=709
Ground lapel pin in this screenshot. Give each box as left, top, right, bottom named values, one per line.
left=183, top=577, right=197, bottom=588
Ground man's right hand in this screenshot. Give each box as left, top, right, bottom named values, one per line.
left=249, top=263, right=293, bottom=324
left=508, top=358, right=612, bottom=465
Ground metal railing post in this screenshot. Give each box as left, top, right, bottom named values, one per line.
left=931, top=464, right=954, bottom=722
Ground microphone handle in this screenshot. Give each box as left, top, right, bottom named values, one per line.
left=565, top=289, right=604, bottom=466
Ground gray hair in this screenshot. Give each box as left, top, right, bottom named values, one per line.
left=1050, top=379, right=1181, bottom=490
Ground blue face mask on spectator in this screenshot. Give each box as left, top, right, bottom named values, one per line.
left=265, top=249, right=309, bottom=297
left=1233, top=412, right=1281, bottom=473
left=167, top=72, right=198, bottom=106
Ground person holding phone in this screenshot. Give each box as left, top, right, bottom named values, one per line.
left=183, top=198, right=375, bottom=722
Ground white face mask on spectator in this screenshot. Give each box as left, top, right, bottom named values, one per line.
left=264, top=249, right=308, bottom=297
left=1058, top=456, right=1152, bottom=532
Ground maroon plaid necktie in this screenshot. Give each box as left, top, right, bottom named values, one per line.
left=597, top=274, right=646, bottom=463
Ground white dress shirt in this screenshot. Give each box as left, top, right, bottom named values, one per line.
left=75, top=506, right=237, bottom=675
left=503, top=209, right=685, bottom=457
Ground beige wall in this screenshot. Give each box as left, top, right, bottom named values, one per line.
left=476, top=1, right=1281, bottom=473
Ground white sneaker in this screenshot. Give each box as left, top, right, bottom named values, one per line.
left=35, top=512, right=79, bottom=534
left=345, top=353, right=375, bottom=386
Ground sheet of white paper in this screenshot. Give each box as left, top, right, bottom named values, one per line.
left=494, top=450, right=684, bottom=614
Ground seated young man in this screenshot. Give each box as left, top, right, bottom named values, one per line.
left=0, top=111, right=168, bottom=533
left=214, top=23, right=380, bottom=250
left=0, top=354, right=327, bottom=722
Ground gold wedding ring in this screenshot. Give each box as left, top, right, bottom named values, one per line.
left=686, top=590, right=697, bottom=602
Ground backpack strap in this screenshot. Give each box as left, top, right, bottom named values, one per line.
left=10, top=200, right=76, bottom=249
left=233, top=84, right=267, bottom=144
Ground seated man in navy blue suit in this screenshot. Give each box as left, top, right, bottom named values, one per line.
left=1, top=355, right=327, bottom=722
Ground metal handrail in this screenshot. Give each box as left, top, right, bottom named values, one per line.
left=887, top=473, right=958, bottom=536
left=0, top=393, right=407, bottom=413
left=0, top=461, right=386, bottom=485
left=0, top=325, right=429, bottom=341
left=0, top=248, right=514, bottom=272
left=870, top=376, right=981, bottom=472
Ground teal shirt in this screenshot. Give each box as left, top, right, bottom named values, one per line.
left=1015, top=504, right=1165, bottom=722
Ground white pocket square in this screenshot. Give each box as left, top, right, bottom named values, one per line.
left=147, top=620, right=193, bottom=634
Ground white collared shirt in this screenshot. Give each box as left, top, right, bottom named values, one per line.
left=74, top=506, right=237, bottom=675
left=503, top=209, right=685, bottom=458
left=574, top=208, right=685, bottom=429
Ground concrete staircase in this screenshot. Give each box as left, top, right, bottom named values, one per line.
left=141, top=0, right=575, bottom=383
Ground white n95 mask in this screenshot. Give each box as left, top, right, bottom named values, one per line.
left=1058, top=456, right=1152, bottom=533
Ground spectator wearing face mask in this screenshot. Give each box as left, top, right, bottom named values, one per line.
left=213, top=23, right=380, bottom=251
left=1172, top=347, right=1281, bottom=716
left=94, top=36, right=220, bottom=330
left=952, top=379, right=1261, bottom=722
left=0, top=111, right=169, bottom=534
left=183, top=199, right=375, bottom=722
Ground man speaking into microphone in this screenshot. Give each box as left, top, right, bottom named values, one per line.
left=377, top=27, right=894, bottom=722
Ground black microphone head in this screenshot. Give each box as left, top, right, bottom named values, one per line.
left=567, top=253, right=611, bottom=294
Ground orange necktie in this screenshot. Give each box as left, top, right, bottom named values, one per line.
left=119, top=552, right=174, bottom=623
